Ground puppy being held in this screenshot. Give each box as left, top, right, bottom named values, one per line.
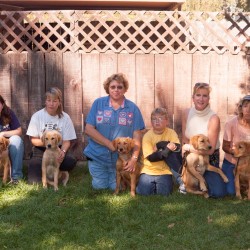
left=182, top=134, right=228, bottom=198
left=112, top=137, right=142, bottom=197
left=41, top=130, right=69, bottom=191
left=0, top=137, right=11, bottom=185
left=233, top=141, right=250, bottom=200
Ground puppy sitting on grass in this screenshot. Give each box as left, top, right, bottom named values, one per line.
left=0, top=137, right=11, bottom=185
left=41, top=130, right=69, bottom=191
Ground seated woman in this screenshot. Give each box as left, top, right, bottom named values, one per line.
left=222, top=95, right=250, bottom=196
left=136, top=107, right=185, bottom=196
left=182, top=82, right=226, bottom=198
left=0, top=95, right=24, bottom=184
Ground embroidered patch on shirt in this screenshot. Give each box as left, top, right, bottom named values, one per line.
left=119, top=112, right=127, bottom=118
left=104, top=110, right=112, bottom=117
left=119, top=117, right=127, bottom=126
left=103, top=117, right=110, bottom=124
left=97, top=116, right=103, bottom=123
left=127, top=119, right=133, bottom=126
left=97, top=111, right=103, bottom=115
left=127, top=112, right=133, bottom=118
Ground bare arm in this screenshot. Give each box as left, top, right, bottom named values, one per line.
left=222, top=139, right=233, bottom=155
left=0, top=127, right=22, bottom=137
left=85, top=123, right=115, bottom=151
left=124, top=129, right=142, bottom=172
left=207, top=114, right=220, bottom=155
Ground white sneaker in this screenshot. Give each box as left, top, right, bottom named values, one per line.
left=179, top=183, right=187, bottom=194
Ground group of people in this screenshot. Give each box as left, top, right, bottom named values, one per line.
left=2, top=73, right=250, bottom=199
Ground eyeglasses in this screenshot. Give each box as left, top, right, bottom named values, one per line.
left=195, top=82, right=209, bottom=87
left=109, top=85, right=124, bottom=90
left=151, top=117, right=166, bottom=123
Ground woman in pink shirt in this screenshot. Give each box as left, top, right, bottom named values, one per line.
left=222, top=95, right=250, bottom=196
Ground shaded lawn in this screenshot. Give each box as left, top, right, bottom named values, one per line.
left=0, top=162, right=249, bottom=250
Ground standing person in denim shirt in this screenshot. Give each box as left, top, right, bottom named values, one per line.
left=84, top=73, right=145, bottom=190
left=0, top=95, right=24, bottom=184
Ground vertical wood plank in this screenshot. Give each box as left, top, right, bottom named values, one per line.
left=174, top=52, right=192, bottom=138
left=28, top=52, right=45, bottom=117
left=0, top=54, right=11, bottom=103
left=192, top=52, right=211, bottom=84
left=227, top=52, right=248, bottom=115
left=209, top=52, right=229, bottom=122
left=136, top=54, right=155, bottom=128
left=118, top=53, right=136, bottom=103
left=82, top=53, right=100, bottom=118
left=45, top=52, right=63, bottom=91
left=155, top=53, right=174, bottom=128
left=9, top=52, right=30, bottom=158
left=63, top=52, right=83, bottom=159
left=100, top=53, right=117, bottom=97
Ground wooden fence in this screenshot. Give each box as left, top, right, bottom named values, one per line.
left=0, top=10, right=250, bottom=160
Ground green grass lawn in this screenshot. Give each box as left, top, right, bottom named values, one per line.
left=0, top=161, right=249, bottom=250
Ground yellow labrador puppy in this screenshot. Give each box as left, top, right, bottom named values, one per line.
left=41, top=130, right=69, bottom=191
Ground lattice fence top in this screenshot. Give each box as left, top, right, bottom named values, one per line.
left=0, top=10, right=250, bottom=55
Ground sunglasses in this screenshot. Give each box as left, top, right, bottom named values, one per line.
left=109, top=85, right=124, bottom=90
left=195, top=82, right=209, bottom=87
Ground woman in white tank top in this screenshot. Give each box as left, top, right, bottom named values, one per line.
left=182, top=82, right=226, bottom=198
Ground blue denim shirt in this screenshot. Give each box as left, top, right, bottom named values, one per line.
left=83, top=96, right=145, bottom=166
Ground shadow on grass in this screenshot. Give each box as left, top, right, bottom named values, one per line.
left=0, top=161, right=250, bottom=249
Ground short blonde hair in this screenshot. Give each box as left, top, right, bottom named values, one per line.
left=45, top=87, right=63, bottom=118
left=192, top=82, right=211, bottom=97
left=151, top=107, right=168, bottom=120
left=103, top=73, right=129, bottom=94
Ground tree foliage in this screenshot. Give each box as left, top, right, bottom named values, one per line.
left=181, top=0, right=250, bottom=12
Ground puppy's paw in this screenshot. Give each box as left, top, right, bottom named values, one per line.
left=204, top=193, right=209, bottom=198
left=199, top=183, right=207, bottom=192
left=223, top=176, right=229, bottom=183
left=236, top=193, right=242, bottom=200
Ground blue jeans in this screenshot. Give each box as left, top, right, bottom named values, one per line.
left=203, top=170, right=227, bottom=198
left=136, top=174, right=173, bottom=196
left=171, top=169, right=183, bottom=186
left=88, top=160, right=116, bottom=190
left=9, top=135, right=24, bottom=180
left=222, top=158, right=236, bottom=196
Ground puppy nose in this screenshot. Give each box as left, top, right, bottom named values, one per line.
left=208, top=146, right=212, bottom=150
left=48, top=144, right=51, bottom=148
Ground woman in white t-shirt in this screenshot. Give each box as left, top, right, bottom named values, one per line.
left=222, top=95, right=250, bottom=196
left=26, top=87, right=77, bottom=184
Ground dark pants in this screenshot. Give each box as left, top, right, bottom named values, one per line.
left=27, top=147, right=77, bottom=184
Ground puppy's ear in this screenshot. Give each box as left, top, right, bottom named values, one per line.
left=245, top=142, right=250, bottom=154
left=3, top=137, right=10, bottom=149
left=41, top=132, right=46, bottom=145
left=190, top=135, right=198, bottom=150
left=112, top=138, right=118, bottom=149
left=56, top=132, right=62, bottom=144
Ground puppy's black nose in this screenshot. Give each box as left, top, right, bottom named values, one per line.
left=208, top=146, right=212, bottom=150
left=48, top=144, right=51, bottom=148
